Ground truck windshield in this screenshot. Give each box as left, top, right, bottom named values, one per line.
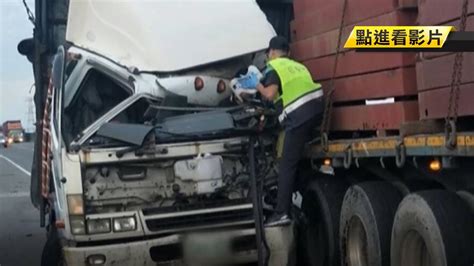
left=81, top=94, right=265, bottom=149
left=63, top=69, right=131, bottom=145
left=9, top=130, right=23, bottom=137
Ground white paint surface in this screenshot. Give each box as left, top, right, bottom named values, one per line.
left=66, top=0, right=276, bottom=72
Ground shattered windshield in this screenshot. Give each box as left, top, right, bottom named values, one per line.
left=63, top=69, right=132, bottom=145
left=83, top=93, right=275, bottom=149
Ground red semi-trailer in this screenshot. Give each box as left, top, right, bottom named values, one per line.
left=293, top=0, right=474, bottom=266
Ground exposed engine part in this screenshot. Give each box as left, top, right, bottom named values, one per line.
left=83, top=154, right=262, bottom=213
left=174, top=154, right=224, bottom=194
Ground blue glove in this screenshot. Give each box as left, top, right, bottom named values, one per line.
left=237, top=71, right=260, bottom=89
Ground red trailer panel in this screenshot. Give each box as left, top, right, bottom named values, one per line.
left=291, top=0, right=400, bottom=41
left=416, top=52, right=474, bottom=92
left=419, top=83, right=474, bottom=119
left=418, top=0, right=474, bottom=25
left=320, top=67, right=417, bottom=102
left=331, top=101, right=419, bottom=131
left=398, top=0, right=418, bottom=8
left=305, top=51, right=416, bottom=81
left=292, top=0, right=307, bottom=20
left=291, top=29, right=341, bottom=61
left=293, top=0, right=334, bottom=20
left=291, top=11, right=417, bottom=61
left=418, top=15, right=474, bottom=60
left=291, top=3, right=343, bottom=41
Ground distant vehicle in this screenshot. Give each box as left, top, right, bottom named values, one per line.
left=0, top=133, right=7, bottom=148
left=2, top=120, right=24, bottom=143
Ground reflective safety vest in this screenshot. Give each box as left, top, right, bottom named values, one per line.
left=267, top=57, right=322, bottom=108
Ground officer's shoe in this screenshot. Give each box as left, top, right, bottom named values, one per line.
left=265, top=213, right=291, bottom=227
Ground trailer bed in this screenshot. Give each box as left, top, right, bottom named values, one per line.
left=308, top=132, right=474, bottom=159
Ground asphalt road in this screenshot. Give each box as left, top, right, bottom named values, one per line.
left=0, top=142, right=44, bottom=266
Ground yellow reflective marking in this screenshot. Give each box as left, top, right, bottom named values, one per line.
left=328, top=143, right=346, bottom=153
left=405, top=137, right=426, bottom=147
left=466, top=136, right=474, bottom=146
left=352, top=140, right=397, bottom=151
left=321, top=134, right=474, bottom=154
left=457, top=136, right=466, bottom=146
left=427, top=136, right=444, bottom=146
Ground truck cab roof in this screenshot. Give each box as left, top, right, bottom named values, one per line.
left=66, top=0, right=276, bottom=72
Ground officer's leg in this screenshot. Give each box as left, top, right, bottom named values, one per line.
left=275, top=121, right=314, bottom=215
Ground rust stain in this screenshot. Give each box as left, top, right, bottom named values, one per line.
left=82, top=151, right=90, bottom=164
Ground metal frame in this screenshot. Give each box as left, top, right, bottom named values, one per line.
left=307, top=132, right=474, bottom=160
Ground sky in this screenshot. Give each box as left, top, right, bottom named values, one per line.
left=0, top=0, right=36, bottom=132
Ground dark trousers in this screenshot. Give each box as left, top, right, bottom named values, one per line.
left=275, top=114, right=321, bottom=214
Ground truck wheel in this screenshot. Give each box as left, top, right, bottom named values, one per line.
left=457, top=189, right=474, bottom=213
left=300, top=176, right=349, bottom=266
left=339, top=181, right=403, bottom=266
left=391, top=190, right=474, bottom=266
left=41, top=226, right=63, bottom=266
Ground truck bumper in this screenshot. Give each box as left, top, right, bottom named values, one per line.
left=63, top=225, right=294, bottom=266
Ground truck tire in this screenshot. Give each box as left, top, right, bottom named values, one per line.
left=457, top=189, right=474, bottom=213
left=41, top=225, right=63, bottom=266
left=300, top=176, right=349, bottom=266
left=339, top=181, right=403, bottom=266
left=391, top=190, right=474, bottom=266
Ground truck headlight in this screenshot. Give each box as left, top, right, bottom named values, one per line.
left=18, top=138, right=23, bottom=142
left=68, top=195, right=86, bottom=235
left=87, top=218, right=111, bottom=234
left=113, top=216, right=136, bottom=232
left=67, top=194, right=84, bottom=215
left=70, top=216, right=86, bottom=235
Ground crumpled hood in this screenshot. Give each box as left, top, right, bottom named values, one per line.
left=66, top=0, right=276, bottom=72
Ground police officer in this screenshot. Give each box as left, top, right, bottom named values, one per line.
left=239, top=36, right=324, bottom=226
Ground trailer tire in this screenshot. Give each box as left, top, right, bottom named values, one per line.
left=457, top=189, right=474, bottom=213
left=300, top=176, right=349, bottom=266
left=391, top=190, right=474, bottom=266
left=340, top=181, right=403, bottom=266
left=41, top=225, right=63, bottom=266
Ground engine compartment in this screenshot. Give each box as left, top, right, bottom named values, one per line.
left=82, top=137, right=278, bottom=215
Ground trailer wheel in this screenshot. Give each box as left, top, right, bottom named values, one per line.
left=457, top=189, right=474, bottom=213
left=391, top=190, right=474, bottom=266
left=340, top=181, right=403, bottom=266
left=41, top=225, right=63, bottom=266
left=300, top=176, right=349, bottom=266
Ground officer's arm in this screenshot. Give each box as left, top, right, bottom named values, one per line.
left=256, top=83, right=279, bottom=101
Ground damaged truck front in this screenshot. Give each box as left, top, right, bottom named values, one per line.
left=34, top=1, right=293, bottom=265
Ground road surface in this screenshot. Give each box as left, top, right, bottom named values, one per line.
left=0, top=142, right=44, bottom=266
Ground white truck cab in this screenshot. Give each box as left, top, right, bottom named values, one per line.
left=41, top=1, right=294, bottom=265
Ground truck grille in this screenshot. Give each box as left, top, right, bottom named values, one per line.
left=142, top=200, right=254, bottom=233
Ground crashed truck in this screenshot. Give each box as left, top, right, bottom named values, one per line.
left=18, top=0, right=297, bottom=265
